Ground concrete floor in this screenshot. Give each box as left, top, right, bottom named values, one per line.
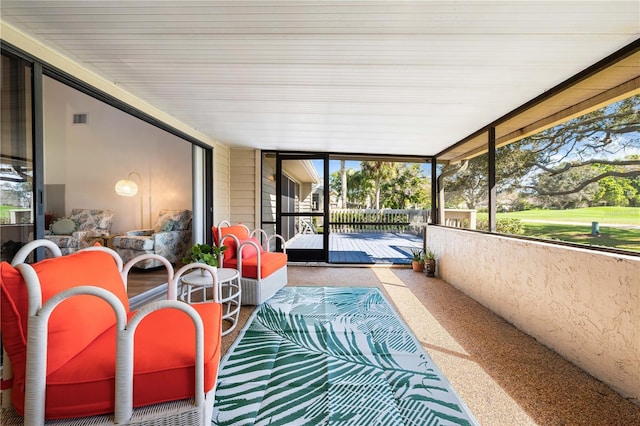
left=221, top=265, right=640, bottom=426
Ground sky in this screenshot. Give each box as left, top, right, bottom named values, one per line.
left=318, top=160, right=361, bottom=176
left=313, top=160, right=431, bottom=178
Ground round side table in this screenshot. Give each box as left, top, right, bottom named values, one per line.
left=180, top=268, right=241, bottom=336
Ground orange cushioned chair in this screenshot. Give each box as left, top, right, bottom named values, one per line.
left=0, top=239, right=222, bottom=425
left=212, top=221, right=288, bottom=305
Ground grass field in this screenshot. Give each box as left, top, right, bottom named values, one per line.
left=0, top=205, right=16, bottom=219
left=499, top=206, right=640, bottom=225
left=521, top=222, right=640, bottom=252
left=3, top=205, right=638, bottom=252
left=0, top=205, right=31, bottom=223
left=474, top=206, right=639, bottom=252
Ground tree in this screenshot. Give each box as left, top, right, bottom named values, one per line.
left=441, top=155, right=487, bottom=209
left=329, top=161, right=431, bottom=209
left=593, top=173, right=638, bottom=207
left=535, top=164, right=601, bottom=209
left=443, top=94, right=640, bottom=209
left=360, top=161, right=397, bottom=209
left=340, top=160, right=348, bottom=208
left=521, top=95, right=640, bottom=204
left=330, top=168, right=371, bottom=208
left=381, top=163, right=430, bottom=209
left=347, top=170, right=374, bottom=208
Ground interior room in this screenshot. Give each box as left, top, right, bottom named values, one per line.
left=42, top=76, right=194, bottom=234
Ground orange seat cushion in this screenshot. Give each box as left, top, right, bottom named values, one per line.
left=1, top=251, right=130, bottom=411
left=225, top=251, right=287, bottom=279
left=221, top=256, right=237, bottom=270
left=1, top=249, right=222, bottom=420
left=12, top=302, right=222, bottom=419
left=0, top=262, right=29, bottom=397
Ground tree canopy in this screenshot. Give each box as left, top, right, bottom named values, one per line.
left=442, top=94, right=640, bottom=210
left=330, top=162, right=431, bottom=209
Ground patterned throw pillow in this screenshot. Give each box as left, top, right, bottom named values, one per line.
left=50, top=218, right=77, bottom=235
left=161, top=219, right=177, bottom=232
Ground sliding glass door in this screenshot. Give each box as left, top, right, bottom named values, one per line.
left=1, top=51, right=35, bottom=261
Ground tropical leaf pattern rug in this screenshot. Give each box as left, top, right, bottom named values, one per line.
left=212, top=287, right=477, bottom=425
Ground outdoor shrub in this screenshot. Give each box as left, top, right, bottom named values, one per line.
left=476, top=218, right=488, bottom=231
left=476, top=217, right=524, bottom=234
left=498, top=217, right=524, bottom=234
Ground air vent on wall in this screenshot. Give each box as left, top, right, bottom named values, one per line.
left=72, top=113, right=88, bottom=124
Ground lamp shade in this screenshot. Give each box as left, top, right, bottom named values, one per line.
left=115, top=179, right=139, bottom=197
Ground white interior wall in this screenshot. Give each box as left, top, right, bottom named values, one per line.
left=43, top=77, right=192, bottom=233
left=428, top=226, right=640, bottom=404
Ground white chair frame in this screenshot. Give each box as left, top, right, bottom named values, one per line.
left=1, top=239, right=220, bottom=425
left=216, top=221, right=288, bottom=305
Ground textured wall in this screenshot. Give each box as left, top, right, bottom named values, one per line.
left=428, top=226, right=640, bottom=403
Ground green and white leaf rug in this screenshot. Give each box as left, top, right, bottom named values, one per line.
left=212, top=287, right=477, bottom=425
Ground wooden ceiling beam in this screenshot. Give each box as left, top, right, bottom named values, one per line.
left=495, top=77, right=640, bottom=148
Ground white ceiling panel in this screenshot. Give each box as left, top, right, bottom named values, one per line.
left=1, top=1, right=639, bottom=156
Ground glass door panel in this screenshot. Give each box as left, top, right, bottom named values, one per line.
left=1, top=52, right=34, bottom=262
left=277, top=155, right=327, bottom=262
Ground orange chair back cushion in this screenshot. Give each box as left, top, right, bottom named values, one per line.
left=212, top=224, right=250, bottom=260
left=0, top=251, right=129, bottom=386
left=1, top=249, right=223, bottom=420
left=219, top=234, right=238, bottom=261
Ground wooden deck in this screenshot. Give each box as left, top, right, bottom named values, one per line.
left=126, top=232, right=423, bottom=301
left=287, top=232, right=423, bottom=264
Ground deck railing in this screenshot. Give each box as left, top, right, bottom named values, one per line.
left=327, top=208, right=477, bottom=233
left=329, top=209, right=429, bottom=233
left=442, top=209, right=477, bottom=230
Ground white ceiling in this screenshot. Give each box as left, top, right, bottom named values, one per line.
left=1, top=1, right=639, bottom=157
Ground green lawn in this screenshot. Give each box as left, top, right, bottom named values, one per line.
left=473, top=207, right=640, bottom=252
left=0, top=205, right=30, bottom=223
left=0, top=205, right=16, bottom=219
left=499, top=206, right=640, bottom=225
left=521, top=222, right=640, bottom=252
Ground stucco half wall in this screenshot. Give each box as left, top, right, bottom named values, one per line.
left=428, top=226, right=640, bottom=404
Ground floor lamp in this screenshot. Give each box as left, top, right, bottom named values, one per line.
left=115, top=171, right=144, bottom=228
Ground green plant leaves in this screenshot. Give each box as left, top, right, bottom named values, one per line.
left=182, top=243, right=227, bottom=266
left=213, top=287, right=475, bottom=426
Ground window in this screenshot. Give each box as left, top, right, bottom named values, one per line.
left=495, top=95, right=639, bottom=252
left=437, top=154, right=487, bottom=230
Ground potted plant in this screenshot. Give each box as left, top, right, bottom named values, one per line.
left=424, top=249, right=436, bottom=277
left=410, top=248, right=424, bottom=272
left=182, top=243, right=227, bottom=268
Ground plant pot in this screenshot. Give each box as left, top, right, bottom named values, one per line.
left=424, top=259, right=436, bottom=277
left=200, top=264, right=217, bottom=276
left=411, top=260, right=424, bottom=272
